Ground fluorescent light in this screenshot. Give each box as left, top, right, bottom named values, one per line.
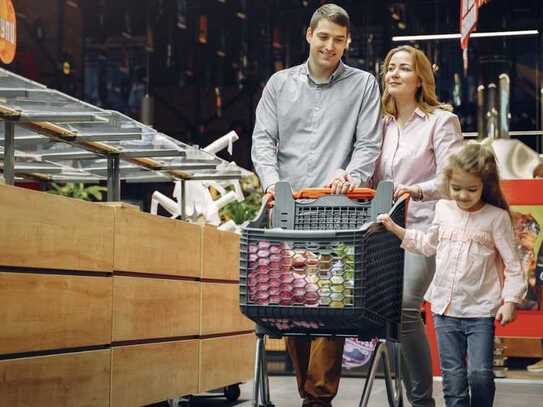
left=392, top=30, right=539, bottom=42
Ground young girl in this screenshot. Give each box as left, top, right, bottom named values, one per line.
left=379, top=142, right=526, bottom=407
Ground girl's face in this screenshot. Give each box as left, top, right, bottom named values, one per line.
left=385, top=50, right=421, bottom=100
left=449, top=168, right=484, bottom=212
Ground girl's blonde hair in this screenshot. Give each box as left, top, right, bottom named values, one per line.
left=442, top=142, right=510, bottom=213
left=381, top=45, right=452, bottom=117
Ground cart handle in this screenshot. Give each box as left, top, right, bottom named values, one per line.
left=263, top=187, right=375, bottom=208
left=293, top=187, right=375, bottom=200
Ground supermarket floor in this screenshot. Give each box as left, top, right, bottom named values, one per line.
left=173, top=375, right=543, bottom=407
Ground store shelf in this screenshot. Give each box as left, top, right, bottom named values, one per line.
left=0, top=67, right=248, bottom=201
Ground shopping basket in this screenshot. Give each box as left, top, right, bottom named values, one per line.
left=239, top=181, right=408, bottom=407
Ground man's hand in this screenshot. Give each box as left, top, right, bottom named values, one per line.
left=495, top=302, right=517, bottom=326
left=327, top=170, right=360, bottom=195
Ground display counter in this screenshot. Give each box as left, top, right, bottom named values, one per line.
left=0, top=183, right=254, bottom=406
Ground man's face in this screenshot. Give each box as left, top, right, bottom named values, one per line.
left=306, top=18, right=348, bottom=73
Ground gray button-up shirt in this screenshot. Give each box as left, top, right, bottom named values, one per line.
left=251, top=60, right=382, bottom=192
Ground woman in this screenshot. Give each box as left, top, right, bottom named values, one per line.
left=373, top=45, right=463, bottom=407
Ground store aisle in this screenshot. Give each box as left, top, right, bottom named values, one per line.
left=185, top=376, right=543, bottom=406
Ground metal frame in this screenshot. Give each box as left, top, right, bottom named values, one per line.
left=251, top=326, right=403, bottom=407
left=0, top=67, right=248, bottom=204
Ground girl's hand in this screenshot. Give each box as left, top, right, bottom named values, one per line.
left=495, top=302, right=517, bottom=326
left=377, top=214, right=406, bottom=240
left=395, top=184, right=422, bottom=201
left=377, top=214, right=395, bottom=231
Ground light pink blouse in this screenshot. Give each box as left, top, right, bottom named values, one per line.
left=373, top=108, right=463, bottom=230
left=402, top=200, right=527, bottom=317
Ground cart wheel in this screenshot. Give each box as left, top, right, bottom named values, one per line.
left=168, top=395, right=192, bottom=407
left=224, top=384, right=241, bottom=401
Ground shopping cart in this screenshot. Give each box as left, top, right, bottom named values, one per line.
left=240, top=181, right=408, bottom=407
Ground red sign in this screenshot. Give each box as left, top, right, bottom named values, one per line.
left=460, top=0, right=478, bottom=49
left=0, top=0, right=16, bottom=64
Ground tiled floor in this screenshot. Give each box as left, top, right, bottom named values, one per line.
left=181, top=375, right=543, bottom=406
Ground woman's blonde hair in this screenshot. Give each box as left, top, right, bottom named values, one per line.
left=381, top=45, right=452, bottom=117
left=442, top=142, right=510, bottom=214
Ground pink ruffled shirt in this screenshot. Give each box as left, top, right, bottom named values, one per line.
left=373, top=108, right=463, bottom=230
left=402, top=200, right=527, bottom=317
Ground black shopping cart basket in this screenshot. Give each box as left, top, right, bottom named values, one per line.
left=240, top=181, right=408, bottom=407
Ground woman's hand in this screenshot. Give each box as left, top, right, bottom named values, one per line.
left=495, top=302, right=517, bottom=326
left=395, top=184, right=423, bottom=201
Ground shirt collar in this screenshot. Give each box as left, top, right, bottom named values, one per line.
left=414, top=107, right=427, bottom=119
left=384, top=106, right=428, bottom=124
left=301, top=60, right=345, bottom=84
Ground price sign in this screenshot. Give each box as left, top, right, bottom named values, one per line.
left=0, top=0, right=16, bottom=64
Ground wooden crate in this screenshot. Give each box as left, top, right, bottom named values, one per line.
left=0, top=272, right=112, bottom=355
left=112, top=275, right=200, bottom=341
left=201, top=226, right=240, bottom=281
left=0, top=350, right=110, bottom=407
left=111, top=340, right=199, bottom=407
left=265, top=338, right=287, bottom=352
left=0, top=184, right=114, bottom=272
left=199, top=334, right=255, bottom=393
left=114, top=207, right=201, bottom=278
left=501, top=338, right=543, bottom=358
left=200, top=282, right=254, bottom=335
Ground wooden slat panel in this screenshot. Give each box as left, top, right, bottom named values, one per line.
left=111, top=340, right=199, bottom=407
left=0, top=184, right=114, bottom=272
left=114, top=207, right=201, bottom=277
left=112, top=276, right=200, bottom=341
left=200, top=282, right=254, bottom=335
left=265, top=338, right=286, bottom=352
left=0, top=273, right=112, bottom=355
left=199, top=334, right=255, bottom=393
left=0, top=350, right=110, bottom=407
left=501, top=338, right=543, bottom=358
left=201, top=226, right=240, bottom=280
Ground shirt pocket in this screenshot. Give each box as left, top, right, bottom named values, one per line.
left=465, top=236, right=495, bottom=288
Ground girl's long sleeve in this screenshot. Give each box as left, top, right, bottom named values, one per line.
left=401, top=205, right=441, bottom=257
left=493, top=212, right=528, bottom=304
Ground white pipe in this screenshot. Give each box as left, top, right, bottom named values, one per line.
left=218, top=219, right=239, bottom=233
left=203, top=130, right=239, bottom=155
left=150, top=191, right=180, bottom=218
left=392, top=30, right=539, bottom=42
left=213, top=190, right=238, bottom=210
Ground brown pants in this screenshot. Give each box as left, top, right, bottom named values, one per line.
left=285, top=336, right=345, bottom=407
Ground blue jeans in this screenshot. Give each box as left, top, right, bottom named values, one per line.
left=433, top=314, right=495, bottom=407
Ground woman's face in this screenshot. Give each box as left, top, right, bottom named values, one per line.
left=385, top=50, right=421, bottom=101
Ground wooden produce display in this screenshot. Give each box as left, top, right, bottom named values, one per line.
left=114, top=205, right=201, bottom=278
left=199, top=225, right=256, bottom=395
left=110, top=340, right=199, bottom=407
left=0, top=183, right=114, bottom=272
left=0, top=350, right=111, bottom=407
left=110, top=204, right=203, bottom=407
left=0, top=184, right=255, bottom=407
left=0, top=184, right=114, bottom=407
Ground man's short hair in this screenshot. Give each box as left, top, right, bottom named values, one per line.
left=309, top=3, right=350, bottom=33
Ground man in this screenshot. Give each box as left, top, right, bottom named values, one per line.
left=251, top=4, right=382, bottom=407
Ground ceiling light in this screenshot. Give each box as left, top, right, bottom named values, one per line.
left=392, top=30, right=539, bottom=42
